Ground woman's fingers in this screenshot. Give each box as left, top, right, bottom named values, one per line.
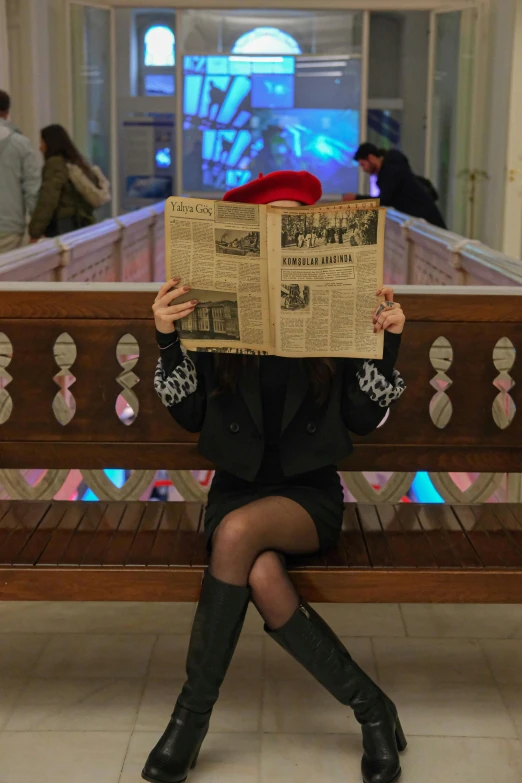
left=162, top=305, right=198, bottom=323
left=153, top=284, right=190, bottom=312
left=372, top=300, right=400, bottom=323
left=376, top=286, right=395, bottom=302
left=155, top=278, right=180, bottom=302
left=164, top=300, right=198, bottom=316
left=164, top=285, right=192, bottom=306
left=374, top=307, right=405, bottom=334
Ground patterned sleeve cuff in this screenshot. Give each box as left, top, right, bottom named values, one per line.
left=154, top=346, right=198, bottom=407
left=357, top=361, right=406, bottom=408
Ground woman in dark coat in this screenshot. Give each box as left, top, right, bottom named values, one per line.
left=144, top=171, right=407, bottom=783
left=29, top=124, right=99, bottom=239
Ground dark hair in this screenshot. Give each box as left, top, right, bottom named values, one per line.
left=0, top=90, right=11, bottom=114
left=41, top=124, right=90, bottom=175
left=354, top=142, right=384, bottom=162
left=214, top=354, right=336, bottom=406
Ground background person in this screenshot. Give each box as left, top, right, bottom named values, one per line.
left=29, top=124, right=110, bottom=241
left=0, top=90, right=41, bottom=253
left=145, top=170, right=408, bottom=783
left=346, top=142, right=446, bottom=228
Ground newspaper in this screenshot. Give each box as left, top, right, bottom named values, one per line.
left=165, top=196, right=384, bottom=359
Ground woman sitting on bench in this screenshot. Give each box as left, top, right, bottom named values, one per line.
left=147, top=171, right=407, bottom=783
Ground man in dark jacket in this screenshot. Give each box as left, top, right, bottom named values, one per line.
left=345, top=143, right=446, bottom=228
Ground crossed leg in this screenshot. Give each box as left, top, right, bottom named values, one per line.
left=210, top=495, right=319, bottom=629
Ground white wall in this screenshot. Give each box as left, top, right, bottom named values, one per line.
left=5, top=0, right=68, bottom=147
left=0, top=0, right=9, bottom=90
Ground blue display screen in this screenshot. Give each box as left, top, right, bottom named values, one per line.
left=182, top=55, right=360, bottom=194
left=145, top=74, right=175, bottom=96
left=251, top=74, right=294, bottom=109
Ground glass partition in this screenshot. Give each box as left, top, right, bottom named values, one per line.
left=429, top=9, right=476, bottom=233
left=70, top=3, right=112, bottom=218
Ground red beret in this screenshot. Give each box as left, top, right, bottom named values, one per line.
left=223, top=170, right=322, bottom=205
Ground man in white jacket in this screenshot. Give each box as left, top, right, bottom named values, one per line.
left=0, top=90, right=41, bottom=253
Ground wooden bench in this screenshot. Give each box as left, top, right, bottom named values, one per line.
left=1, top=284, right=522, bottom=603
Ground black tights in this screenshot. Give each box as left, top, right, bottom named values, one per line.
left=210, top=496, right=319, bottom=630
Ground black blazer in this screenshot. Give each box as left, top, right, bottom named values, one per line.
left=156, top=336, right=404, bottom=482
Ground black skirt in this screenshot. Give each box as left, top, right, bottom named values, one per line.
left=204, top=465, right=344, bottom=553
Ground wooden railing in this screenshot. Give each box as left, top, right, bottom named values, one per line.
left=0, top=202, right=165, bottom=283
left=1, top=203, right=521, bottom=287
left=384, top=210, right=522, bottom=286
left=1, top=283, right=521, bottom=506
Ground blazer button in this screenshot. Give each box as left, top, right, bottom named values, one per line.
left=306, top=422, right=317, bottom=434
left=229, top=422, right=240, bottom=434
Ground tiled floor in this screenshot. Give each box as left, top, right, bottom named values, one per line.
left=0, top=601, right=521, bottom=782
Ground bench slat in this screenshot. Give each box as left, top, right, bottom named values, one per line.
left=0, top=502, right=50, bottom=564
left=125, top=504, right=164, bottom=566
left=36, top=504, right=89, bottom=566
left=102, top=504, right=148, bottom=567
left=452, top=506, right=514, bottom=568
left=357, top=505, right=395, bottom=568
left=339, top=506, right=371, bottom=568
left=15, top=504, right=69, bottom=566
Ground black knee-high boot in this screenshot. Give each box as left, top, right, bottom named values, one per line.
left=266, top=602, right=407, bottom=783
left=142, top=572, right=250, bottom=783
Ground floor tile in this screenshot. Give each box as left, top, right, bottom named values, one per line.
left=264, top=636, right=376, bottom=681
left=260, top=735, right=522, bottom=783
left=383, top=679, right=517, bottom=738
left=0, top=731, right=130, bottom=783
left=136, top=678, right=262, bottom=734
left=401, top=603, right=522, bottom=639
left=0, top=677, right=27, bottom=730
left=480, top=640, right=522, bottom=684
left=0, top=601, right=196, bottom=634
left=398, top=736, right=522, bottom=783
left=310, top=603, right=406, bottom=637
left=149, top=634, right=263, bottom=681
left=500, top=686, right=522, bottom=738
left=0, top=633, right=50, bottom=675
left=120, top=732, right=261, bottom=783
left=260, top=733, right=361, bottom=782
left=262, top=677, right=359, bottom=735
left=242, top=604, right=265, bottom=635
left=34, top=634, right=155, bottom=679
left=373, top=638, right=492, bottom=686
left=6, top=678, right=143, bottom=731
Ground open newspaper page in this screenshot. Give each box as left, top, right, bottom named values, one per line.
left=267, top=200, right=385, bottom=359
left=165, top=197, right=272, bottom=353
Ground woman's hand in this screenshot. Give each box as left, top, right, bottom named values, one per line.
left=373, top=286, right=405, bottom=334
left=153, top=278, right=198, bottom=335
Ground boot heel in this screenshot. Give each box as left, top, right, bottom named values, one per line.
left=395, top=717, right=407, bottom=752
left=190, top=747, right=201, bottom=770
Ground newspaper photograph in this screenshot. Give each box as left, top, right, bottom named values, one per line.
left=165, top=196, right=384, bottom=358
left=268, top=201, right=385, bottom=359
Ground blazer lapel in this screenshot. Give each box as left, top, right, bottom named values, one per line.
left=238, top=361, right=263, bottom=434
left=281, top=360, right=309, bottom=434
